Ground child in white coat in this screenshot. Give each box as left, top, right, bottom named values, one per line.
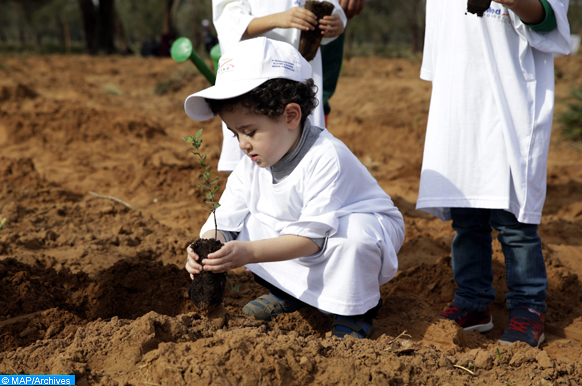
left=418, top=0, right=571, bottom=347
left=184, top=37, right=405, bottom=338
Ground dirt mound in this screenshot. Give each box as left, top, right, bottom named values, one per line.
left=1, top=53, right=582, bottom=385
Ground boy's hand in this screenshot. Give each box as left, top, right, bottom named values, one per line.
left=319, top=14, right=345, bottom=37
left=185, top=245, right=203, bottom=280
left=201, top=240, right=253, bottom=273
left=277, top=7, right=318, bottom=31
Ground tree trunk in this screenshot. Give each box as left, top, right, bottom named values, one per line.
left=61, top=14, right=72, bottom=54
left=114, top=9, right=131, bottom=54
left=159, top=0, right=176, bottom=57
left=78, top=0, right=98, bottom=54
left=162, top=0, right=174, bottom=35
left=98, top=0, right=116, bottom=54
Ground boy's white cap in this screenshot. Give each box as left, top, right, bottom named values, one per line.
left=184, top=37, right=313, bottom=121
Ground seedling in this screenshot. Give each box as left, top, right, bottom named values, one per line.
left=183, top=129, right=226, bottom=313
left=0, top=218, right=7, bottom=232
left=183, top=128, right=221, bottom=240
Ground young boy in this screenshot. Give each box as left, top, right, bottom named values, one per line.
left=183, top=37, right=405, bottom=338
left=418, top=0, right=571, bottom=347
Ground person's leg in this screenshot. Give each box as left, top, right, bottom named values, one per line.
left=331, top=298, right=382, bottom=339
left=242, top=274, right=306, bottom=321
left=320, top=33, right=345, bottom=121
left=324, top=212, right=399, bottom=339
left=490, top=209, right=546, bottom=347
left=440, top=208, right=495, bottom=332
left=243, top=212, right=399, bottom=339
left=450, top=207, right=496, bottom=310
left=490, top=209, right=547, bottom=312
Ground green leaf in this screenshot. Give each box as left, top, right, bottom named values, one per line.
left=213, top=203, right=221, bottom=210
left=206, top=192, right=214, bottom=199
left=211, top=185, right=220, bottom=194
left=195, top=128, right=203, bottom=139
left=210, top=177, right=219, bottom=185
left=197, top=183, right=211, bottom=190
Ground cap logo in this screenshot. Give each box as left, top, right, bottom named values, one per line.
left=217, top=58, right=234, bottom=75
left=272, top=59, right=295, bottom=72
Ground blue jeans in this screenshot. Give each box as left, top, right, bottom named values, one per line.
left=450, top=208, right=547, bottom=313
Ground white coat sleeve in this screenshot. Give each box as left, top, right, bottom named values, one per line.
left=319, top=0, right=348, bottom=46
left=510, top=0, right=571, bottom=55
left=212, top=0, right=255, bottom=54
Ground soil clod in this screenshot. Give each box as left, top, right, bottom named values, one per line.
left=467, top=0, right=492, bottom=16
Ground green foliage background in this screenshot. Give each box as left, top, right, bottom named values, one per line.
left=2, top=0, right=579, bottom=57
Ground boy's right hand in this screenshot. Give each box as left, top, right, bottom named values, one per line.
left=185, top=245, right=203, bottom=280
left=277, top=7, right=318, bottom=31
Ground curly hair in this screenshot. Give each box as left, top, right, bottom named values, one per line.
left=206, top=78, right=318, bottom=125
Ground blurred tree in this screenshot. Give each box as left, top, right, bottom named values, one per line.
left=77, top=0, right=121, bottom=54
left=77, top=0, right=98, bottom=53
left=345, top=0, right=425, bottom=57
left=569, top=1, right=582, bottom=38
left=97, top=0, right=116, bottom=53
left=173, top=0, right=213, bottom=56
left=159, top=0, right=177, bottom=56
left=0, top=0, right=579, bottom=56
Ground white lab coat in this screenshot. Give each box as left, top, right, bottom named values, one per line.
left=417, top=0, right=571, bottom=224
left=200, top=129, right=405, bottom=315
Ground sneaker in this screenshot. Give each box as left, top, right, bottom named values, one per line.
left=331, top=315, right=374, bottom=339
left=498, top=306, right=545, bottom=348
left=439, top=303, right=494, bottom=332
left=242, top=292, right=305, bottom=321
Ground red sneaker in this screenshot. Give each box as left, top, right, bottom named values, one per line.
left=498, top=306, right=545, bottom=348
left=439, top=303, right=494, bottom=332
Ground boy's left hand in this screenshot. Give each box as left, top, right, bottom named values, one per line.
left=201, top=240, right=253, bottom=273
left=319, top=14, right=345, bottom=37
left=185, top=245, right=203, bottom=280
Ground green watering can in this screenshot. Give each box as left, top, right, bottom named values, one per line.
left=171, top=37, right=221, bottom=86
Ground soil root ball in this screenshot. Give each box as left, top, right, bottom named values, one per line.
left=187, top=238, right=226, bottom=313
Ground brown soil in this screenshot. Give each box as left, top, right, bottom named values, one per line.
left=1, top=53, right=582, bottom=385
left=467, top=0, right=493, bottom=16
